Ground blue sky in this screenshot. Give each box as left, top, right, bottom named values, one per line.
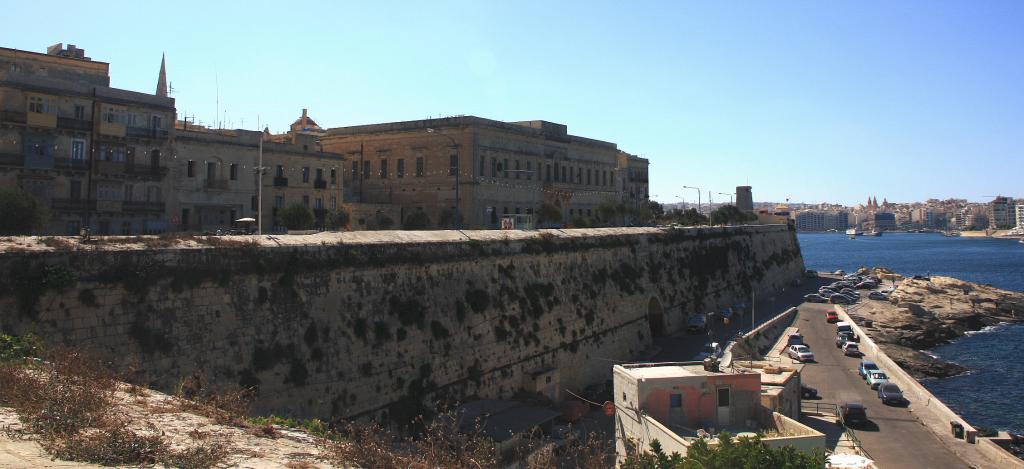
left=4, top=1, right=1022, bottom=206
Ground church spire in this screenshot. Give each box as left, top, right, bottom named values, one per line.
left=156, top=53, right=168, bottom=97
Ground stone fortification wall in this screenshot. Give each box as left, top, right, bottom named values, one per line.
left=0, top=226, right=803, bottom=423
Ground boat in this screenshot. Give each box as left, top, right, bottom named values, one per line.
left=869, top=228, right=882, bottom=237
left=943, top=230, right=961, bottom=237
left=846, top=228, right=861, bottom=239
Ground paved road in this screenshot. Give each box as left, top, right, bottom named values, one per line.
left=795, top=302, right=970, bottom=468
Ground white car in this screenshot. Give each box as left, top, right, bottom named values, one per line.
left=786, top=344, right=815, bottom=362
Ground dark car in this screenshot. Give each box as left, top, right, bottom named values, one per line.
left=859, top=360, right=879, bottom=379
left=801, top=384, right=819, bottom=399
left=840, top=402, right=869, bottom=426
left=878, top=383, right=907, bottom=406
left=836, top=332, right=855, bottom=348
left=829, top=294, right=853, bottom=305
left=686, top=314, right=708, bottom=334
left=804, top=293, right=828, bottom=303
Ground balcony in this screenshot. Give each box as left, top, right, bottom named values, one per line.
left=125, top=165, right=169, bottom=178
left=123, top=201, right=166, bottom=214
left=26, top=112, right=57, bottom=128
left=0, top=110, right=27, bottom=124
left=95, top=200, right=122, bottom=212
left=205, top=179, right=229, bottom=190
left=0, top=153, right=24, bottom=167
left=314, top=179, right=327, bottom=189
left=126, top=126, right=169, bottom=140
left=273, top=176, right=288, bottom=187
left=57, top=117, right=93, bottom=132
left=54, top=157, right=89, bottom=171
left=93, top=160, right=126, bottom=174
left=98, top=121, right=126, bottom=137
left=51, top=198, right=94, bottom=212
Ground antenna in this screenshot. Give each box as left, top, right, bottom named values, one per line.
left=215, top=70, right=220, bottom=129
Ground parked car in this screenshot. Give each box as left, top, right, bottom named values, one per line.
left=804, top=293, right=828, bottom=303
left=840, top=288, right=859, bottom=296
left=695, top=342, right=722, bottom=361
left=826, top=311, right=839, bottom=323
left=787, top=332, right=805, bottom=346
left=805, top=269, right=818, bottom=278
left=819, top=287, right=838, bottom=296
left=835, top=322, right=858, bottom=341
left=786, top=344, right=815, bottom=362
left=868, top=291, right=889, bottom=300
left=859, top=360, right=880, bottom=379
left=829, top=294, right=853, bottom=305
left=835, top=332, right=855, bottom=348
left=843, top=342, right=862, bottom=357
left=866, top=370, right=890, bottom=389
left=855, top=281, right=877, bottom=289
left=877, top=383, right=907, bottom=406
left=801, top=384, right=819, bottom=399
left=686, top=314, right=708, bottom=334
left=840, top=402, right=869, bottom=426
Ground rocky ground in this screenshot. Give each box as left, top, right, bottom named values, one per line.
left=845, top=268, right=1024, bottom=379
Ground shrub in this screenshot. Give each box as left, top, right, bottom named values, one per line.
left=279, top=203, right=314, bottom=230
left=0, top=187, right=48, bottom=235
left=403, top=211, right=431, bottom=230
left=328, top=208, right=351, bottom=231
left=537, top=203, right=563, bottom=226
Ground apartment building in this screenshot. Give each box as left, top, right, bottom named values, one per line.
left=0, top=44, right=174, bottom=235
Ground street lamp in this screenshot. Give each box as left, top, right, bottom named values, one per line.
left=718, top=192, right=734, bottom=205
left=682, top=185, right=702, bottom=218
left=426, top=128, right=461, bottom=229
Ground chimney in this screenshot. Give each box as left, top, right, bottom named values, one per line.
left=301, top=108, right=308, bottom=124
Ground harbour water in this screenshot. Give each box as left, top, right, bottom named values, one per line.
left=798, top=232, right=1024, bottom=433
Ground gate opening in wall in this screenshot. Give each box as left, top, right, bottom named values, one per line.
left=500, top=214, right=535, bottom=230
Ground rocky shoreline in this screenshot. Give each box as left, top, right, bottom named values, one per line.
left=845, top=268, right=1024, bottom=379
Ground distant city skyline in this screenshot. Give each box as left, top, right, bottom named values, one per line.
left=3, top=1, right=1022, bottom=206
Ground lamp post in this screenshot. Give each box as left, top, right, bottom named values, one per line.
left=427, top=128, right=460, bottom=229
left=682, top=185, right=701, bottom=218
left=718, top=192, right=734, bottom=205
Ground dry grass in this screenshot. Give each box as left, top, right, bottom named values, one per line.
left=198, top=236, right=260, bottom=248
left=174, top=375, right=255, bottom=427
left=39, top=237, right=78, bottom=251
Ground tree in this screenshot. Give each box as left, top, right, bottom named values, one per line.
left=403, top=211, right=430, bottom=230
left=570, top=216, right=592, bottom=228
left=597, top=200, right=621, bottom=226
left=537, top=203, right=563, bottom=226
left=437, top=208, right=454, bottom=229
left=663, top=208, right=708, bottom=226
left=621, top=433, right=824, bottom=469
left=372, top=212, right=394, bottom=230
left=0, top=188, right=48, bottom=235
left=279, top=203, right=314, bottom=230
left=709, top=204, right=758, bottom=226
left=327, top=208, right=350, bottom=231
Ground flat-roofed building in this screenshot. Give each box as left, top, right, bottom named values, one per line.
left=0, top=44, right=174, bottom=235
left=320, top=116, right=648, bottom=229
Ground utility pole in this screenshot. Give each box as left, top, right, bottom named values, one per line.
left=683, top=186, right=701, bottom=218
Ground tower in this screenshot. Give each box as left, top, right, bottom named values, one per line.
left=736, top=186, right=753, bottom=213
left=156, top=53, right=167, bottom=97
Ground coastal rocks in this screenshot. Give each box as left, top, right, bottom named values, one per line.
left=849, top=268, right=1024, bottom=378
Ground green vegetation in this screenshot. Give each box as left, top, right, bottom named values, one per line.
left=402, top=210, right=431, bottom=230
left=621, top=434, right=824, bottom=469
left=247, top=415, right=332, bottom=440
left=0, top=333, right=42, bottom=362
left=661, top=207, right=709, bottom=226
left=327, top=208, right=351, bottom=230
left=278, top=203, right=314, bottom=230
left=709, top=204, right=758, bottom=226
left=0, top=187, right=48, bottom=235
left=537, top=202, right=563, bottom=225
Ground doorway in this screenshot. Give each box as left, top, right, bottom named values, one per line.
left=716, top=386, right=731, bottom=427
left=647, top=297, right=665, bottom=337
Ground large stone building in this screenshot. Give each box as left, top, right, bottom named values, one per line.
left=0, top=44, right=175, bottom=235
left=987, top=195, right=1016, bottom=229
left=172, top=118, right=343, bottom=233
left=792, top=209, right=848, bottom=231
left=321, top=116, right=648, bottom=229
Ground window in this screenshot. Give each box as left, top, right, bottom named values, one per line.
left=316, top=168, right=324, bottom=182
left=229, top=163, right=238, bottom=180
left=490, top=158, right=497, bottom=177
left=251, top=195, right=257, bottom=211
left=717, top=387, right=730, bottom=407
left=363, top=160, right=371, bottom=179
left=546, top=164, right=551, bottom=182
left=480, top=155, right=486, bottom=176
left=206, top=162, right=216, bottom=180
left=276, top=165, right=284, bottom=178
left=602, top=170, right=607, bottom=186
left=302, top=167, right=310, bottom=183
left=70, top=180, right=81, bottom=200
left=274, top=195, right=284, bottom=208
left=415, top=157, right=424, bottom=177
left=586, top=168, right=591, bottom=185
left=449, top=154, right=458, bottom=176
left=576, top=167, right=581, bottom=184
left=503, top=158, right=509, bottom=178
left=124, top=184, right=133, bottom=201
left=302, top=195, right=310, bottom=207
left=670, top=394, right=682, bottom=408
left=330, top=196, right=337, bottom=210
left=330, top=168, right=337, bottom=184
left=151, top=115, right=162, bottom=129
left=526, top=161, right=532, bottom=180
left=561, top=165, right=566, bottom=182
left=351, top=161, right=358, bottom=179
left=514, top=160, right=520, bottom=179
left=315, top=198, right=323, bottom=209
left=379, top=159, right=388, bottom=178
left=28, top=96, right=49, bottom=113
left=187, top=160, right=195, bottom=177
left=71, top=140, right=85, bottom=161
left=74, top=104, right=86, bottom=120
left=397, top=158, right=405, bottom=178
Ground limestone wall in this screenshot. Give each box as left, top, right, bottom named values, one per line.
left=0, top=225, right=804, bottom=423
